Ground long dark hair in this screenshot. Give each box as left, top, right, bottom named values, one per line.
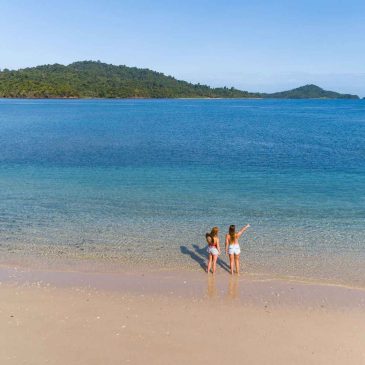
left=206, top=226, right=219, bottom=245
left=229, top=225, right=236, bottom=242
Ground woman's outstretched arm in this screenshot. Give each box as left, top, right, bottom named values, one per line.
left=237, top=224, right=250, bottom=238
left=225, top=234, right=229, bottom=255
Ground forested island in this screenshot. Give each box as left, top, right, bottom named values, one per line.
left=0, top=61, right=359, bottom=99
left=261, top=84, right=358, bottom=99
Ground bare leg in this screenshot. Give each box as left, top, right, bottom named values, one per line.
left=212, top=255, right=218, bottom=274
left=234, top=254, right=240, bottom=275
left=207, top=254, right=213, bottom=273
left=229, top=254, right=234, bottom=275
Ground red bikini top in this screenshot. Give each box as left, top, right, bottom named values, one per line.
left=206, top=234, right=217, bottom=247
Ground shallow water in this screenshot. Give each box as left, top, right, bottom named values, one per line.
left=0, top=99, right=364, bottom=286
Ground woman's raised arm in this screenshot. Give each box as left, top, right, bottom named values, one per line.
left=236, top=224, right=250, bottom=238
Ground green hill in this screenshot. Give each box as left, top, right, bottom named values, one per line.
left=0, top=61, right=259, bottom=99
left=0, top=61, right=359, bottom=99
left=263, top=84, right=358, bottom=99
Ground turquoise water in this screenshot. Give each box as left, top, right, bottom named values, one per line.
left=0, top=99, right=364, bottom=285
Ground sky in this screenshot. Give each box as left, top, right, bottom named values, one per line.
left=1, top=0, right=365, bottom=95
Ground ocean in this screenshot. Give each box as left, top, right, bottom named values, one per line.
left=0, top=98, right=364, bottom=286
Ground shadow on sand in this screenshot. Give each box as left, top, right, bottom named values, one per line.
left=180, top=244, right=231, bottom=273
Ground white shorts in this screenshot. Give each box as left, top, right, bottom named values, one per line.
left=207, top=246, right=219, bottom=256
left=228, top=244, right=241, bottom=255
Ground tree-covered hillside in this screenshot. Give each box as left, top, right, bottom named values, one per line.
left=263, top=84, right=358, bottom=99
left=0, top=61, right=259, bottom=98
left=0, top=61, right=359, bottom=99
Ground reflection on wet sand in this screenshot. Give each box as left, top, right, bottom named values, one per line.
left=206, top=275, right=240, bottom=300
left=207, top=275, right=217, bottom=298
left=227, top=276, right=239, bottom=299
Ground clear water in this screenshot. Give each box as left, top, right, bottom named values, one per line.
left=0, top=99, right=364, bottom=286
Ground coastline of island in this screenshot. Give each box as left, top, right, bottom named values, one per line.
left=0, top=61, right=360, bottom=99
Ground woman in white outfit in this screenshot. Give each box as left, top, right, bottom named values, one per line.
left=205, top=227, right=220, bottom=274
left=225, top=224, right=250, bottom=275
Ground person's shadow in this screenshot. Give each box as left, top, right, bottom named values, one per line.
left=180, top=244, right=231, bottom=273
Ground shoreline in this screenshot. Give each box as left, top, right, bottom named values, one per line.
left=0, top=96, right=362, bottom=100
left=1, top=249, right=365, bottom=292
left=1, top=263, right=365, bottom=310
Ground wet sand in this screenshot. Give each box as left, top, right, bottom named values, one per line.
left=1, top=265, right=365, bottom=364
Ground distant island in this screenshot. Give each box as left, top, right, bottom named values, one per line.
left=0, top=61, right=359, bottom=99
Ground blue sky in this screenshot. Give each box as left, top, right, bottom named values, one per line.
left=1, top=0, right=365, bottom=95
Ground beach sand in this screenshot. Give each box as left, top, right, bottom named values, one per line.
left=1, top=266, right=365, bottom=365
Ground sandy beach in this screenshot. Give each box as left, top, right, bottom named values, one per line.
left=1, top=265, right=364, bottom=365
left=1, top=1, right=364, bottom=364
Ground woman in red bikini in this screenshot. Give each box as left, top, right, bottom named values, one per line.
left=205, top=227, right=221, bottom=274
